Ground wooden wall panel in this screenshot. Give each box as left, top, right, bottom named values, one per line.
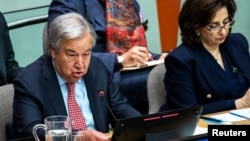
left=156, top=0, right=180, bottom=52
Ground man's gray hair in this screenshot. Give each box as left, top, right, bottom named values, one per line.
left=47, top=12, right=97, bottom=54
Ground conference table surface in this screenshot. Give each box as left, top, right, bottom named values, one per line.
left=10, top=108, right=250, bottom=141
left=198, top=109, right=250, bottom=128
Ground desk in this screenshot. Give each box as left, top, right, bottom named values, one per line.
left=177, top=109, right=250, bottom=141
left=106, top=109, right=250, bottom=139
left=10, top=110, right=250, bottom=141
left=198, top=109, right=250, bottom=128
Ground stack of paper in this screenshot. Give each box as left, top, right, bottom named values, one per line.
left=201, top=108, right=250, bottom=124
left=230, top=108, right=250, bottom=119
left=207, top=113, right=246, bottom=123
left=193, top=126, right=208, bottom=135
left=120, top=59, right=164, bottom=71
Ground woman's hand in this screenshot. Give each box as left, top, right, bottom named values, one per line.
left=235, top=88, right=250, bottom=109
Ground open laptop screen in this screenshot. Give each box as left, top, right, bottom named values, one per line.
left=111, top=105, right=203, bottom=141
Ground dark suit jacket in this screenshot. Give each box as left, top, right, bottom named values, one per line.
left=0, top=11, right=22, bottom=86
left=163, top=33, right=250, bottom=114
left=13, top=54, right=140, bottom=139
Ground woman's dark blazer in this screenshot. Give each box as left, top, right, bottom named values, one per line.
left=163, top=33, right=250, bottom=114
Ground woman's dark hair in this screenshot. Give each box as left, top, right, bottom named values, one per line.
left=178, top=0, right=237, bottom=46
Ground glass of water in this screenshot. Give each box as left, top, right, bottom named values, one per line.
left=33, top=115, right=72, bottom=141
left=71, top=131, right=86, bottom=141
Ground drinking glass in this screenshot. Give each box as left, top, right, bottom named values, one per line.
left=32, top=115, right=72, bottom=141
left=71, top=131, right=86, bottom=141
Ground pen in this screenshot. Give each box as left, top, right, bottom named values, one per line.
left=200, top=116, right=223, bottom=123
left=230, top=112, right=250, bottom=120
left=149, top=57, right=154, bottom=61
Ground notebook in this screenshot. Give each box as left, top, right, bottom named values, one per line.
left=230, top=108, right=250, bottom=119
left=111, top=105, right=203, bottom=141
left=120, top=59, right=164, bottom=71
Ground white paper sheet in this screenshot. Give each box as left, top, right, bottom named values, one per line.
left=230, top=108, right=250, bottom=119
left=193, top=126, right=208, bottom=135
left=208, top=113, right=246, bottom=122
left=120, top=59, right=164, bottom=71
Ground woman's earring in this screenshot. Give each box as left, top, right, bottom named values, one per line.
left=196, top=32, right=200, bottom=36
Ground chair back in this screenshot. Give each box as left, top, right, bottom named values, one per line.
left=147, top=63, right=167, bottom=114
left=0, top=84, right=14, bottom=141
left=43, top=22, right=49, bottom=54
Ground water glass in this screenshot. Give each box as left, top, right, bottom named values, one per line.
left=71, top=131, right=86, bottom=141
left=32, top=115, right=72, bottom=141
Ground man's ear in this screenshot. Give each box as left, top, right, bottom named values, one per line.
left=49, top=45, right=56, bottom=57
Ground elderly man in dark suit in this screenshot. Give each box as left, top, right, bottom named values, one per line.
left=13, top=12, right=140, bottom=140
left=47, top=0, right=167, bottom=114
left=0, top=11, right=22, bottom=86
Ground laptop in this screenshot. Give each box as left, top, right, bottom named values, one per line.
left=111, top=105, right=203, bottom=141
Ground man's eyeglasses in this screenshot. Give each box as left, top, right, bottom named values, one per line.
left=206, top=17, right=235, bottom=33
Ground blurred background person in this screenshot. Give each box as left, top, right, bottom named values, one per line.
left=0, top=11, right=22, bottom=86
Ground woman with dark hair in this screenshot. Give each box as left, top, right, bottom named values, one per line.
left=161, top=0, right=250, bottom=114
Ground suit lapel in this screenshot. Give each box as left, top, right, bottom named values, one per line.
left=194, top=35, right=250, bottom=96
left=83, top=62, right=107, bottom=130
left=194, top=47, right=227, bottom=97
left=84, top=67, right=101, bottom=115
left=42, top=55, right=68, bottom=115
left=224, top=40, right=250, bottom=85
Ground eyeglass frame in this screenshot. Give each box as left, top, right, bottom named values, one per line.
left=206, top=17, right=235, bottom=33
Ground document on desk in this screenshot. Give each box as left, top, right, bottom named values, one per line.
left=120, top=59, right=164, bottom=71
left=193, top=126, right=207, bottom=135
left=230, top=108, right=250, bottom=119
left=202, top=113, right=246, bottom=123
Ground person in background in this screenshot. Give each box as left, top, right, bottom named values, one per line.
left=12, top=12, right=140, bottom=140
left=161, top=0, right=250, bottom=115
left=47, top=0, right=167, bottom=114
left=0, top=11, right=22, bottom=86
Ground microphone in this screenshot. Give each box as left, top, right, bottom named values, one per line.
left=98, top=90, right=118, bottom=121
left=231, top=66, right=237, bottom=73
left=231, top=66, right=250, bottom=80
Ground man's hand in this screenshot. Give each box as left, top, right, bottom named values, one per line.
left=77, top=130, right=111, bottom=141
